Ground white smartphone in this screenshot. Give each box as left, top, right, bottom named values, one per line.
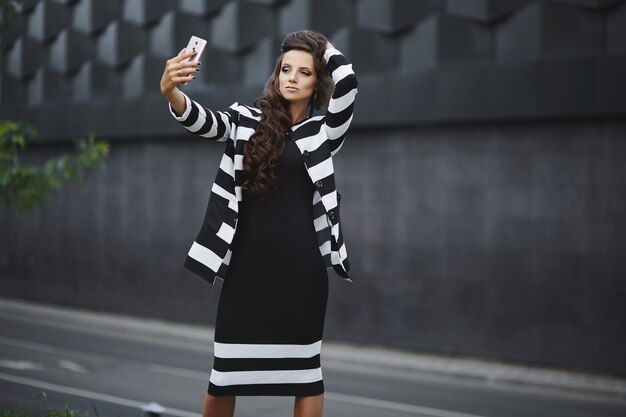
left=184, top=35, right=207, bottom=62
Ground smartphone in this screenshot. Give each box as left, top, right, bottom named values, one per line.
left=184, top=35, right=207, bottom=62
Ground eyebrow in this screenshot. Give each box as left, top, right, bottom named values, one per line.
left=281, top=63, right=313, bottom=71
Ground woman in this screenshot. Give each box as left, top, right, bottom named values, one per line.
left=160, top=30, right=358, bottom=417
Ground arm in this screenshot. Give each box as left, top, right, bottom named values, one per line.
left=161, top=49, right=234, bottom=142
left=323, top=45, right=358, bottom=155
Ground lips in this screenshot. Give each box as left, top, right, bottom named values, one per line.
left=285, top=86, right=299, bottom=91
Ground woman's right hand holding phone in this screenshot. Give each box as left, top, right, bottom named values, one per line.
left=160, top=49, right=200, bottom=115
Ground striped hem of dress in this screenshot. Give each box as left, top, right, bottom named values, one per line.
left=207, top=341, right=324, bottom=397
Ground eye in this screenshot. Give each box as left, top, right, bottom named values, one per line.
left=301, top=71, right=312, bottom=76
left=281, top=66, right=290, bottom=73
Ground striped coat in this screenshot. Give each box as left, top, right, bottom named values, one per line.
left=168, top=47, right=358, bottom=284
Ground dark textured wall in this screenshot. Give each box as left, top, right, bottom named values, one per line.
left=2, top=119, right=625, bottom=374
left=3, top=0, right=626, bottom=132
left=2, top=0, right=626, bottom=374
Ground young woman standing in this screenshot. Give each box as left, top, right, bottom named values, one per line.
left=160, top=30, right=358, bottom=417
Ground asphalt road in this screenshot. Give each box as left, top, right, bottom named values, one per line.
left=1, top=310, right=625, bottom=417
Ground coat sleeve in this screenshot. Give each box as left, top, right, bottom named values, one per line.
left=323, top=47, right=359, bottom=156
left=168, top=91, right=237, bottom=142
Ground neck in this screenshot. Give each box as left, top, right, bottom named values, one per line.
left=289, top=101, right=308, bottom=125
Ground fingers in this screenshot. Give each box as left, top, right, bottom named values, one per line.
left=176, top=49, right=197, bottom=63
left=170, top=65, right=197, bottom=85
left=163, top=49, right=201, bottom=90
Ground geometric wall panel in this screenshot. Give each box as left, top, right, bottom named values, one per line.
left=551, top=0, right=625, bottom=9
left=211, top=0, right=273, bottom=53
left=332, top=26, right=396, bottom=73
left=15, top=0, right=38, bottom=13
left=244, top=0, right=290, bottom=5
left=72, top=61, right=120, bottom=101
left=5, top=37, right=42, bottom=80
left=279, top=0, right=352, bottom=38
left=178, top=0, right=230, bottom=17
left=49, top=0, right=81, bottom=5
left=596, top=55, right=626, bottom=112
left=49, top=29, right=93, bottom=74
left=72, top=0, right=120, bottom=35
left=537, top=57, right=597, bottom=115
left=27, top=0, right=70, bottom=42
left=1, top=73, right=27, bottom=106
left=356, top=0, right=439, bottom=34
left=607, top=3, right=626, bottom=54
left=149, top=10, right=211, bottom=59
left=496, top=1, right=603, bottom=62
left=446, top=0, right=531, bottom=23
left=401, top=14, right=491, bottom=71
left=27, top=67, right=70, bottom=105
left=121, top=0, right=176, bottom=27
left=2, top=0, right=626, bottom=130
left=196, top=45, right=242, bottom=85
left=242, top=36, right=274, bottom=85
left=2, top=13, right=25, bottom=49
left=96, top=21, right=146, bottom=68
left=122, top=53, right=165, bottom=98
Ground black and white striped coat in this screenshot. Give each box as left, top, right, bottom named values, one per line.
left=168, top=47, right=358, bottom=284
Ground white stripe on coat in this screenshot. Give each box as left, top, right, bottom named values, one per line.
left=188, top=242, right=222, bottom=272
left=219, top=154, right=234, bottom=178
left=331, top=63, right=355, bottom=84
left=211, top=183, right=238, bottom=211
left=328, top=88, right=358, bottom=113
left=189, top=101, right=206, bottom=133
left=168, top=94, right=192, bottom=121
left=307, top=159, right=334, bottom=183
left=326, top=114, right=354, bottom=141
left=313, top=214, right=328, bottom=232
left=216, top=223, right=235, bottom=243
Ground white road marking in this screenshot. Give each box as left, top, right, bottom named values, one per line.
left=58, top=360, right=87, bottom=374
left=326, top=392, right=489, bottom=417
left=0, top=335, right=110, bottom=362
left=0, top=360, right=45, bottom=371
left=146, top=363, right=208, bottom=380
left=0, top=369, right=490, bottom=417
left=147, top=364, right=490, bottom=416
left=0, top=372, right=200, bottom=417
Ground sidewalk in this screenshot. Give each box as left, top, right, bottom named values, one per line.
left=1, top=296, right=625, bottom=398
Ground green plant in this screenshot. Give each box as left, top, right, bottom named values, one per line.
left=0, top=0, right=18, bottom=45
left=0, top=120, right=110, bottom=214
left=0, top=392, right=101, bottom=417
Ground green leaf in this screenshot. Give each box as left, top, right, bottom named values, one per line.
left=0, top=121, right=109, bottom=214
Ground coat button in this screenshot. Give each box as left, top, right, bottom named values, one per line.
left=328, top=211, right=335, bottom=220
left=315, top=180, right=323, bottom=189
left=303, top=150, right=310, bottom=157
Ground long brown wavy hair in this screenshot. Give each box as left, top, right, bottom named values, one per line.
left=242, top=30, right=333, bottom=198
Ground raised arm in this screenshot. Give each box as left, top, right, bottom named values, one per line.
left=323, top=44, right=358, bottom=155
left=160, top=48, right=235, bottom=142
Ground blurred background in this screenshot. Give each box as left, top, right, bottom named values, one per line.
left=1, top=0, right=626, bottom=380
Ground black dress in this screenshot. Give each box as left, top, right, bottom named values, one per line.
left=208, top=135, right=329, bottom=396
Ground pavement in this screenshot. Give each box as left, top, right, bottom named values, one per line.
left=1, top=295, right=625, bottom=400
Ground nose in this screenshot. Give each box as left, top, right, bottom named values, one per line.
left=288, top=72, right=297, bottom=83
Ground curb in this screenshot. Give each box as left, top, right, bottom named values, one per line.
left=1, top=296, right=625, bottom=398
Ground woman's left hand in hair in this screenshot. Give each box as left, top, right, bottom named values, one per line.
left=326, top=41, right=334, bottom=50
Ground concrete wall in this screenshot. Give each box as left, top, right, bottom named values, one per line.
left=2, top=0, right=626, bottom=374
left=2, top=118, right=625, bottom=373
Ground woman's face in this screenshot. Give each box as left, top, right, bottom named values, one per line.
left=278, top=50, right=317, bottom=106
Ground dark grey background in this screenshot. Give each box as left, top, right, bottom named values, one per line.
left=1, top=0, right=625, bottom=375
